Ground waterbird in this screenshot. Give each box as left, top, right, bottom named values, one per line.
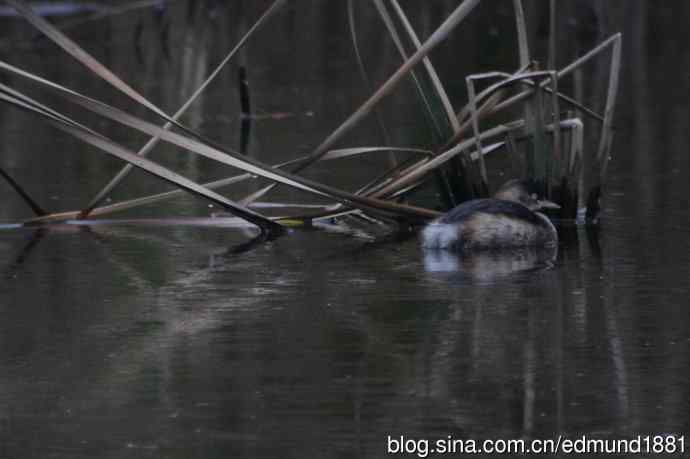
left=421, top=179, right=559, bottom=250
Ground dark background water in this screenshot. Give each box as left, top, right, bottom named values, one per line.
left=0, top=1, right=689, bottom=458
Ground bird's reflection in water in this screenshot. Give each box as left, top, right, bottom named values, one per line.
left=422, top=245, right=558, bottom=281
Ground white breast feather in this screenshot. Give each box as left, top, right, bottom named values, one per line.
left=421, top=222, right=459, bottom=248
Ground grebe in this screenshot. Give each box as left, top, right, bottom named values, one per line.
left=421, top=179, right=559, bottom=250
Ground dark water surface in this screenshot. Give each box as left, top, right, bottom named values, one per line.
left=1, top=1, right=689, bottom=458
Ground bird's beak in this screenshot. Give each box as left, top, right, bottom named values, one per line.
left=538, top=199, right=561, bottom=210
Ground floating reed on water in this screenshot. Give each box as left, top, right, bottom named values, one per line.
left=0, top=0, right=621, bottom=240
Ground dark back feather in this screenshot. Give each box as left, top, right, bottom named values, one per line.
left=438, top=198, right=545, bottom=226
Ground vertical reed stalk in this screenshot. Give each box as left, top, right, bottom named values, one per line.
left=465, top=77, right=489, bottom=195
left=548, top=72, right=561, bottom=197
left=587, top=33, right=621, bottom=220
left=548, top=0, right=557, bottom=69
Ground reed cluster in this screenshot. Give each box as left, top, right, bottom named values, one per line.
left=0, top=0, right=620, bottom=239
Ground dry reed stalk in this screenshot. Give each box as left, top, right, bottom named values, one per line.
left=388, top=0, right=460, bottom=134
left=81, top=0, right=287, bottom=216
left=1, top=57, right=440, bottom=222
left=5, top=0, right=178, bottom=124
left=0, top=90, right=285, bottom=233
left=241, top=0, right=482, bottom=205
